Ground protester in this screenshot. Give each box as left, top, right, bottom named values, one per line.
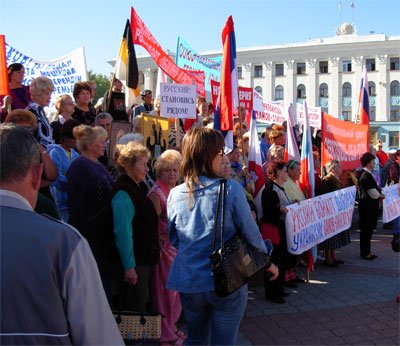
left=112, top=141, right=159, bottom=312
left=103, top=79, right=128, bottom=121
left=147, top=150, right=186, bottom=345
left=27, top=76, right=55, bottom=147
left=381, top=149, right=398, bottom=187
left=71, top=81, right=97, bottom=125
left=267, top=128, right=286, bottom=160
left=375, top=140, right=388, bottom=169
left=167, top=127, right=278, bottom=345
left=227, top=145, right=254, bottom=194
left=95, top=112, right=113, bottom=168
left=0, top=123, right=123, bottom=345
left=320, top=160, right=351, bottom=266
left=260, top=126, right=271, bottom=164
left=358, top=152, right=385, bottom=260
left=0, top=63, right=32, bottom=122
left=48, top=119, right=80, bottom=221
left=51, top=94, right=75, bottom=144
left=261, top=160, right=291, bottom=304
left=67, top=125, right=119, bottom=302
left=134, top=89, right=154, bottom=116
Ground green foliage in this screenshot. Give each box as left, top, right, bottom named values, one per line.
left=87, top=70, right=111, bottom=104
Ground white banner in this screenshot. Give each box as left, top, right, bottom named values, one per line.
left=252, top=90, right=286, bottom=125
left=159, top=82, right=196, bottom=119
left=285, top=186, right=356, bottom=254
left=296, top=103, right=322, bottom=129
left=5, top=44, right=88, bottom=108
left=382, top=184, right=400, bottom=223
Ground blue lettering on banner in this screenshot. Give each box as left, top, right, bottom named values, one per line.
left=291, top=221, right=324, bottom=252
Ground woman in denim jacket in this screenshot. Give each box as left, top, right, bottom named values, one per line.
left=167, top=127, right=278, bottom=345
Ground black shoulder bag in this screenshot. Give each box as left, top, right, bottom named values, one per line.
left=209, top=179, right=272, bottom=297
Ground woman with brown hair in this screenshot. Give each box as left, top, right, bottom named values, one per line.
left=167, top=127, right=278, bottom=345
left=71, top=81, right=97, bottom=125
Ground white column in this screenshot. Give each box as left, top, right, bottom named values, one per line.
left=329, top=57, right=340, bottom=117
left=284, top=60, right=295, bottom=107
left=243, top=63, right=253, bottom=88
left=263, top=61, right=273, bottom=100
left=307, top=59, right=317, bottom=107
left=353, top=56, right=364, bottom=121
left=143, top=68, right=154, bottom=92
left=377, top=54, right=388, bottom=121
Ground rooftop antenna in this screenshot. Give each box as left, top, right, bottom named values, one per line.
left=350, top=1, right=355, bottom=26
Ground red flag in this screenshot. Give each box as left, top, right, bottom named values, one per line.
left=0, top=35, right=9, bottom=97
left=357, top=66, right=370, bottom=126
left=213, top=16, right=238, bottom=148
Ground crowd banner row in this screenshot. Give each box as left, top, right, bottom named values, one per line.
left=176, top=37, right=222, bottom=92
left=321, top=112, right=369, bottom=170
left=210, top=79, right=253, bottom=121
left=285, top=186, right=357, bottom=255
left=130, top=7, right=205, bottom=97
left=5, top=44, right=87, bottom=108
left=382, top=184, right=400, bottom=223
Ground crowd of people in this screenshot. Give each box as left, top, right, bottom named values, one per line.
left=1, top=63, right=399, bottom=345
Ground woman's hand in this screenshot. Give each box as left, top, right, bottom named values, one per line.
left=280, top=207, right=288, bottom=214
left=266, top=263, right=279, bottom=281
left=124, top=268, right=138, bottom=285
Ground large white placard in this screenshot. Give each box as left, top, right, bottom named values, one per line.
left=159, top=82, right=196, bottom=119
left=382, top=184, right=400, bottom=223
left=252, top=90, right=286, bottom=125
left=285, top=186, right=356, bottom=254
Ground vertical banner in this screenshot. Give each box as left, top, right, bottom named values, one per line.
left=296, top=103, right=322, bottom=129
left=0, top=35, right=9, bottom=97
left=5, top=44, right=88, bottom=108
left=285, top=186, right=357, bottom=254
left=321, top=112, right=369, bottom=170
left=175, top=36, right=222, bottom=92
left=382, top=184, right=400, bottom=223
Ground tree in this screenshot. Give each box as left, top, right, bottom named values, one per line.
left=87, top=70, right=111, bottom=104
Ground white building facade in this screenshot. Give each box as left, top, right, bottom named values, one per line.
left=135, top=24, right=400, bottom=149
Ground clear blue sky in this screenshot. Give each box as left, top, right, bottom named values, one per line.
left=2, top=0, right=399, bottom=75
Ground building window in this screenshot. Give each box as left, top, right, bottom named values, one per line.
left=342, top=111, right=351, bottom=121
left=368, top=81, right=376, bottom=96
left=319, top=61, right=328, bottom=74
left=254, top=65, right=263, bottom=78
left=237, top=66, right=242, bottom=79
left=391, top=110, right=400, bottom=121
left=275, top=63, right=284, bottom=76
left=297, top=84, right=306, bottom=98
left=389, top=131, right=399, bottom=148
left=342, top=82, right=352, bottom=97
left=319, top=83, right=328, bottom=97
left=366, top=58, right=376, bottom=72
left=390, top=57, right=399, bottom=70
left=390, top=80, right=400, bottom=95
left=255, top=86, right=263, bottom=95
left=342, top=60, right=352, bottom=72
left=297, top=62, right=306, bottom=75
left=275, top=85, right=284, bottom=101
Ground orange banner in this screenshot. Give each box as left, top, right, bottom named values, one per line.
left=130, top=8, right=205, bottom=97
left=0, top=35, right=9, bottom=96
left=321, top=112, right=369, bottom=170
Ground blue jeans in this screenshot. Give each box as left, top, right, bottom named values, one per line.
left=180, top=285, right=248, bottom=345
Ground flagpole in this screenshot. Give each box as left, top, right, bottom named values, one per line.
left=106, top=73, right=116, bottom=114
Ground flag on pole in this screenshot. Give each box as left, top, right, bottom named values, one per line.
left=357, top=66, right=370, bottom=126
left=0, top=35, right=9, bottom=97
left=213, top=16, right=238, bottom=149
left=299, top=101, right=317, bottom=272
left=284, top=104, right=301, bottom=163
left=115, top=20, right=140, bottom=108
left=350, top=1, right=355, bottom=9
left=248, top=110, right=265, bottom=218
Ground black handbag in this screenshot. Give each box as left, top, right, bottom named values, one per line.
left=209, top=179, right=272, bottom=297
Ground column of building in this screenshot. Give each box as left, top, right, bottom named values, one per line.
left=263, top=61, right=273, bottom=100
left=377, top=55, right=388, bottom=121
left=143, top=68, right=155, bottom=93
left=353, top=56, right=364, bottom=122
left=284, top=60, right=295, bottom=107
left=242, top=63, right=253, bottom=89
left=329, top=57, right=340, bottom=117
left=306, top=59, right=317, bottom=108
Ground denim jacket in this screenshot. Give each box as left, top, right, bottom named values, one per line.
left=166, top=177, right=272, bottom=293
